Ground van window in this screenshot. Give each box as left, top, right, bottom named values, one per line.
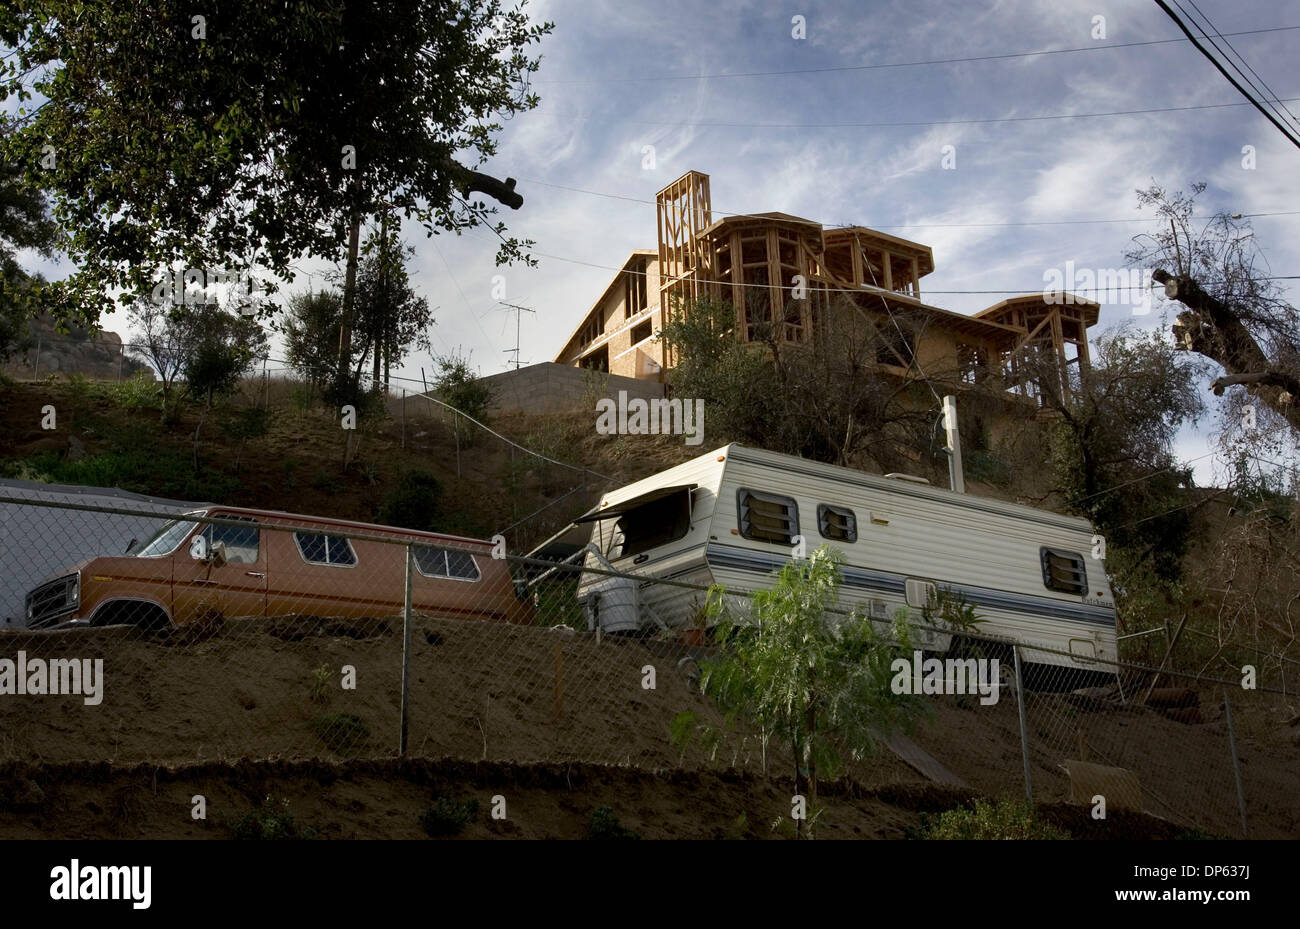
left=610, top=489, right=692, bottom=560
left=1040, top=548, right=1087, bottom=595
left=817, top=504, right=857, bottom=542
left=414, top=546, right=481, bottom=581
left=136, top=518, right=199, bottom=557
left=294, top=532, right=358, bottom=567
left=737, top=488, right=799, bottom=545
left=201, top=518, right=259, bottom=564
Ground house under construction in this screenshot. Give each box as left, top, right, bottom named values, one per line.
left=553, top=170, right=1099, bottom=407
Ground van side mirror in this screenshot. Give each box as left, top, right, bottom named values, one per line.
left=124, top=537, right=138, bottom=555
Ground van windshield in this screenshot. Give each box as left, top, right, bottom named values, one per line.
left=135, top=516, right=202, bottom=557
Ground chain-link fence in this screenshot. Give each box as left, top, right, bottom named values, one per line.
left=2, top=491, right=1297, bottom=838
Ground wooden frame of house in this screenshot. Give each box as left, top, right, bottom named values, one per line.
left=554, top=170, right=1100, bottom=406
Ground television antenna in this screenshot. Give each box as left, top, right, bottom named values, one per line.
left=498, top=301, right=536, bottom=370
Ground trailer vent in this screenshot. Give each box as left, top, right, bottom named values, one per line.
left=817, top=504, right=857, bottom=542
left=1040, top=548, right=1087, bottom=596
left=737, top=488, right=799, bottom=545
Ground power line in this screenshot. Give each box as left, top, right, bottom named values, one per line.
left=533, top=95, right=1300, bottom=131
left=1153, top=0, right=1300, bottom=151
left=531, top=24, right=1300, bottom=84
left=1182, top=1, right=1300, bottom=131
left=517, top=176, right=1300, bottom=232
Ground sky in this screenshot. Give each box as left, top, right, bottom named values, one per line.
left=21, top=0, right=1300, bottom=487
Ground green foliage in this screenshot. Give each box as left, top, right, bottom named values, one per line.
left=1, top=1, right=553, bottom=327
left=311, top=712, right=370, bottom=755
left=309, top=664, right=331, bottom=705
left=282, top=290, right=346, bottom=391
left=1045, top=325, right=1204, bottom=594
left=965, top=449, right=1012, bottom=487
left=377, top=469, right=442, bottom=531
left=420, top=796, right=480, bottom=837
left=434, top=353, right=494, bottom=434
left=677, top=546, right=923, bottom=834
left=587, top=806, right=640, bottom=840
left=917, top=799, right=1070, bottom=840
left=922, top=587, right=985, bottom=635
left=231, top=795, right=317, bottom=841
left=105, top=369, right=162, bottom=411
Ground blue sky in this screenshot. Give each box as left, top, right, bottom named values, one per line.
left=27, top=0, right=1300, bottom=485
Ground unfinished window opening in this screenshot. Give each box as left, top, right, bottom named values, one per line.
left=1040, top=548, right=1087, bottom=595
left=580, top=344, right=609, bottom=372
left=737, top=488, right=799, bottom=545
left=817, top=504, right=857, bottom=542
left=630, top=320, right=652, bottom=345
left=958, top=344, right=989, bottom=385
left=875, top=323, right=915, bottom=369
left=624, top=259, right=648, bottom=321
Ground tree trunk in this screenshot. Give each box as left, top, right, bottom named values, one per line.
left=1155, top=269, right=1300, bottom=433
left=337, top=200, right=363, bottom=388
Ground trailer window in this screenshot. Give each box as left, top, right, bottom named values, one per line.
left=1040, top=548, right=1087, bottom=595
left=611, top=489, right=692, bottom=560
left=414, top=546, right=481, bottom=581
left=817, top=504, right=857, bottom=542
left=737, top=489, right=799, bottom=545
left=294, top=532, right=358, bottom=567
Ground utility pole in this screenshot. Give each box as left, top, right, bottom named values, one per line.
left=942, top=395, right=965, bottom=494
left=498, top=301, right=536, bottom=370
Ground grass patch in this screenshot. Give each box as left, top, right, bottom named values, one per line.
left=230, top=795, right=317, bottom=840
left=311, top=712, right=370, bottom=755
left=587, top=805, right=640, bottom=840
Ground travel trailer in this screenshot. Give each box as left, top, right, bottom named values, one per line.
left=530, top=444, right=1117, bottom=684
left=23, top=506, right=533, bottom=629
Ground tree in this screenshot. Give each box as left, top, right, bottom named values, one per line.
left=660, top=293, right=940, bottom=473
left=0, top=119, right=57, bottom=359
left=0, top=1, right=551, bottom=334
left=678, top=547, right=921, bottom=838
left=127, top=298, right=267, bottom=421
left=433, top=352, right=494, bottom=441
left=1015, top=325, right=1206, bottom=621
left=351, top=216, right=434, bottom=388
left=281, top=289, right=347, bottom=395
left=1125, top=182, right=1300, bottom=435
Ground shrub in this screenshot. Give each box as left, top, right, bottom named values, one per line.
left=420, top=796, right=479, bottom=837
left=918, top=799, right=1070, bottom=840
left=311, top=712, right=369, bottom=754
left=377, top=469, right=442, bottom=531
left=105, top=369, right=161, bottom=410
left=231, top=795, right=316, bottom=840
left=587, top=806, right=640, bottom=840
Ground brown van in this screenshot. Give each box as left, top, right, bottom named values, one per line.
left=24, top=506, right=533, bottom=629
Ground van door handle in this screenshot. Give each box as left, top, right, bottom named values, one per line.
left=245, top=571, right=266, bottom=578
left=633, top=554, right=649, bottom=565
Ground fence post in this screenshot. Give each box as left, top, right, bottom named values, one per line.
left=399, top=543, right=414, bottom=756
left=1013, top=645, right=1033, bottom=803
left=401, top=388, right=407, bottom=448
left=1222, top=687, right=1249, bottom=838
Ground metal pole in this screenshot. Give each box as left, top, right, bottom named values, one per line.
left=1013, top=645, right=1033, bottom=803
left=33, top=335, right=41, bottom=379
left=401, top=388, right=407, bottom=448
left=1222, top=687, right=1249, bottom=838
left=942, top=395, right=965, bottom=494
left=399, top=543, right=414, bottom=756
